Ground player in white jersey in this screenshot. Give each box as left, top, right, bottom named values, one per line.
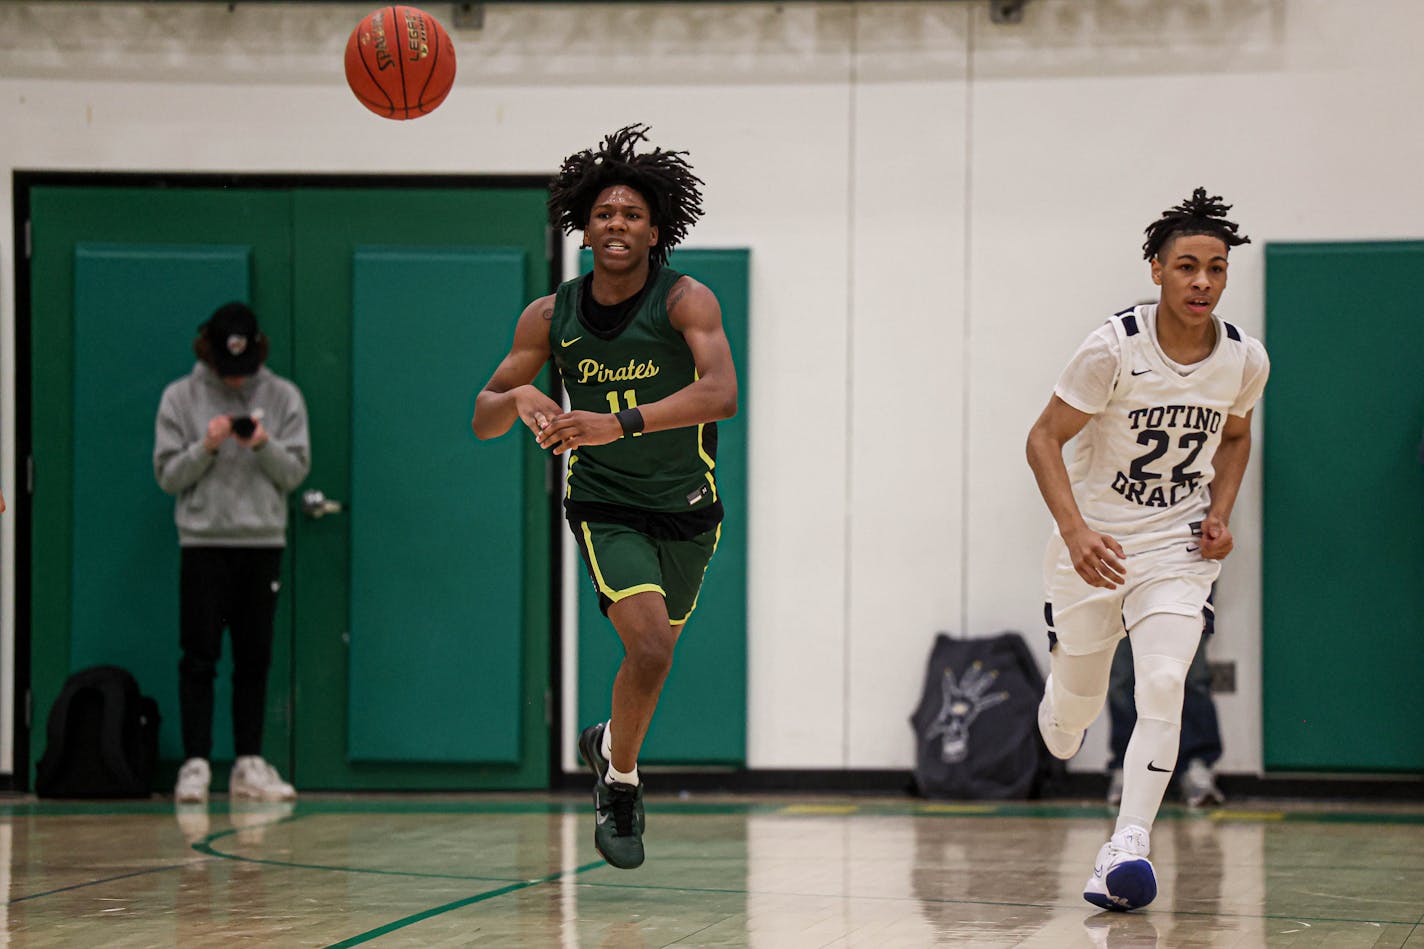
left=1026, top=188, right=1270, bottom=912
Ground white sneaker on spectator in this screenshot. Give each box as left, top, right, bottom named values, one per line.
left=1106, top=768, right=1124, bottom=806
left=1181, top=759, right=1224, bottom=808
left=229, top=756, right=297, bottom=802
left=174, top=757, right=210, bottom=804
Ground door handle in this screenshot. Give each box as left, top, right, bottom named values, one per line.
left=301, top=489, right=345, bottom=519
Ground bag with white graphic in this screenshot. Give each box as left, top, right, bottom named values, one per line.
left=909, top=631, right=1056, bottom=800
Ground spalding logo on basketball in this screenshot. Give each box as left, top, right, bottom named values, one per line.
left=345, top=6, right=456, bottom=120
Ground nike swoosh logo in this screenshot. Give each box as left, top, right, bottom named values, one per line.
left=1131, top=368, right=1152, bottom=376
left=1147, top=760, right=1171, bottom=772
left=561, top=336, right=582, bottom=348
left=1186, top=545, right=1200, bottom=553
left=596, top=811, right=609, bottom=824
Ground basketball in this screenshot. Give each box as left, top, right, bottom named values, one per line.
left=344, top=6, right=456, bottom=120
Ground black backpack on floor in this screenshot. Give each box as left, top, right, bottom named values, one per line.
left=909, top=631, right=1059, bottom=800
left=36, top=666, right=160, bottom=798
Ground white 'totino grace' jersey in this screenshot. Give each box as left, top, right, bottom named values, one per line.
left=1053, top=304, right=1270, bottom=554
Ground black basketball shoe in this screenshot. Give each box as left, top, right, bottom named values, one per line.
left=578, top=722, right=646, bottom=869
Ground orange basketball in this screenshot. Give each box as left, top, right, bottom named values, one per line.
left=344, top=6, right=456, bottom=120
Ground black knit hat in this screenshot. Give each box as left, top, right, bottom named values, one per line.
left=202, top=301, right=262, bottom=377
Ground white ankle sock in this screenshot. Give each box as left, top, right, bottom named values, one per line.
left=605, top=762, right=639, bottom=786
left=601, top=721, right=613, bottom=759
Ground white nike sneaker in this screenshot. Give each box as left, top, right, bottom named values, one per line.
left=174, top=757, right=211, bottom=804
left=1083, top=824, right=1157, bottom=912
left=1037, top=675, right=1085, bottom=760
left=229, top=756, right=297, bottom=802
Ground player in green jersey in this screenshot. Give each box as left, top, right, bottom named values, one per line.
left=472, top=125, right=738, bottom=869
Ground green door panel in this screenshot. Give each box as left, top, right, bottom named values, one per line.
left=575, top=249, right=749, bottom=764
left=290, top=189, right=551, bottom=789
left=71, top=243, right=258, bottom=764
left=28, top=182, right=551, bottom=792
left=29, top=188, right=295, bottom=787
left=1263, top=241, right=1424, bottom=771
left=347, top=247, right=528, bottom=765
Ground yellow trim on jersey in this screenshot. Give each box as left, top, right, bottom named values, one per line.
left=564, top=451, right=578, bottom=499
left=696, top=421, right=719, bottom=501
left=579, top=521, right=665, bottom=602
left=696, top=421, right=716, bottom=470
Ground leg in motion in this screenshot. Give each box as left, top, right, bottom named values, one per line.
left=1084, top=610, right=1203, bottom=912
left=1038, top=640, right=1116, bottom=761
left=579, top=592, right=679, bottom=870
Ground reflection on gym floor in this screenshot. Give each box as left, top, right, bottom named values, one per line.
left=2, top=795, right=1421, bottom=947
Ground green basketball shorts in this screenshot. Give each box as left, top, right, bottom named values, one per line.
left=571, top=520, right=721, bottom=625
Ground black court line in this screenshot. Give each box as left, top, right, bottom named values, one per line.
left=8, top=862, right=190, bottom=904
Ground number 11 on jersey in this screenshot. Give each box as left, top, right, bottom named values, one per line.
left=606, top=389, right=643, bottom=436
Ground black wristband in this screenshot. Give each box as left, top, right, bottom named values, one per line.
left=615, top=407, right=645, bottom=437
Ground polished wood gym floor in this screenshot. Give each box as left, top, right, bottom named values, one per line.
left=2, top=792, right=1421, bottom=947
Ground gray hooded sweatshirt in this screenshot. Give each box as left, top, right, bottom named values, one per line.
left=154, top=361, right=310, bottom=546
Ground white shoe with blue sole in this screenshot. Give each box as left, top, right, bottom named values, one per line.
left=1083, top=825, right=1157, bottom=912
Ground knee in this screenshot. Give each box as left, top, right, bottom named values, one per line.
left=625, top=628, right=675, bottom=681
left=1134, top=654, right=1188, bottom=724
left=1052, top=675, right=1105, bottom=732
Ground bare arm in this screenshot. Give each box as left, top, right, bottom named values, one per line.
left=1198, top=410, right=1252, bottom=559
left=472, top=295, right=563, bottom=440
left=644, top=277, right=738, bottom=430
left=536, top=277, right=738, bottom=454
left=1026, top=395, right=1126, bottom=589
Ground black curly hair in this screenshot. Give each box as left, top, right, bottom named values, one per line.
left=548, top=124, right=704, bottom=267
left=1142, top=187, right=1251, bottom=261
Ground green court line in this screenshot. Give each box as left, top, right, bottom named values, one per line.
left=4, top=796, right=1424, bottom=826
left=322, top=859, right=607, bottom=948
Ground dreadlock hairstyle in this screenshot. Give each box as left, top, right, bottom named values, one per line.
left=1141, top=187, right=1251, bottom=261
left=548, top=123, right=704, bottom=267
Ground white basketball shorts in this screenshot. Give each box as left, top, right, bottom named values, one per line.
left=1042, top=535, right=1220, bottom=656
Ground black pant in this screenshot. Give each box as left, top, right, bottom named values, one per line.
left=179, top=546, right=283, bottom=761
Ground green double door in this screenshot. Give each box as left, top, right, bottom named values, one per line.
left=28, top=183, right=552, bottom=790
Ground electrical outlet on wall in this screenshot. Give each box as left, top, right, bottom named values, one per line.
left=1208, top=661, right=1236, bottom=694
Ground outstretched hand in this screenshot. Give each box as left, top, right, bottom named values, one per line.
left=1063, top=525, right=1126, bottom=589
left=1198, top=513, right=1234, bottom=559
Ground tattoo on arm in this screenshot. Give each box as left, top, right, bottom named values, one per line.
left=541, top=306, right=553, bottom=321
left=667, top=287, right=687, bottom=312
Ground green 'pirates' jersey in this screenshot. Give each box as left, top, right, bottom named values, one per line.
left=549, top=266, right=721, bottom=519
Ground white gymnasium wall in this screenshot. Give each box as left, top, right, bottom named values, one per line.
left=3, top=0, right=1423, bottom=777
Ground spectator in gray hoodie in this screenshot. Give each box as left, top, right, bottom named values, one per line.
left=154, top=301, right=309, bottom=805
